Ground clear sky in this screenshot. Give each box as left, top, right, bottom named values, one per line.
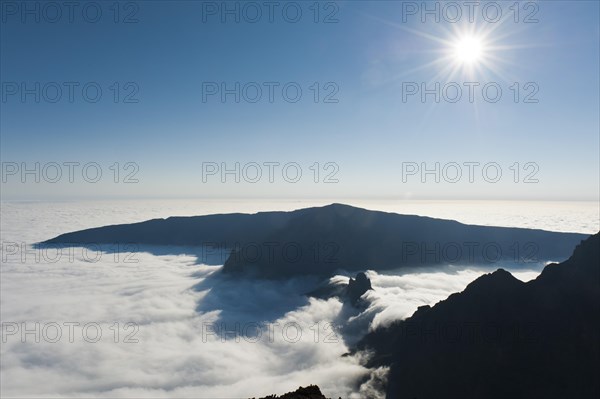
left=1, top=0, right=598, bottom=201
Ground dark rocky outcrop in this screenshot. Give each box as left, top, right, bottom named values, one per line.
left=42, top=203, right=588, bottom=278
left=308, top=272, right=373, bottom=305
left=357, top=233, right=600, bottom=398
left=347, top=272, right=373, bottom=305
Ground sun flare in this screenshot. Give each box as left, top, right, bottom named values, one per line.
left=453, top=36, right=484, bottom=65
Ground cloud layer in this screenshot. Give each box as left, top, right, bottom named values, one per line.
left=0, top=201, right=564, bottom=397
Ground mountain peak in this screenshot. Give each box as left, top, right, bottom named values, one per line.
left=313, top=203, right=364, bottom=213
left=463, top=268, right=523, bottom=295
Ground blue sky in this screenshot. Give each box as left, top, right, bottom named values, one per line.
left=1, top=0, right=598, bottom=200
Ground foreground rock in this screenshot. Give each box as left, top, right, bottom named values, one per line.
left=253, top=385, right=336, bottom=399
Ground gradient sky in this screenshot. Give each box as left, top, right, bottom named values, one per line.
left=1, top=0, right=598, bottom=200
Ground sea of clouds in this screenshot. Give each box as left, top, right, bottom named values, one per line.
left=1, top=200, right=596, bottom=398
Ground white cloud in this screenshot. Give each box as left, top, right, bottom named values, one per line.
left=1, top=201, right=550, bottom=398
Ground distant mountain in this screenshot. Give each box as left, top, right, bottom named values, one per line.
left=42, top=204, right=588, bottom=278
left=357, top=233, right=600, bottom=398
left=252, top=385, right=334, bottom=399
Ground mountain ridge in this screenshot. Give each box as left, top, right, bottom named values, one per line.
left=42, top=204, right=589, bottom=278
left=357, top=232, right=600, bottom=398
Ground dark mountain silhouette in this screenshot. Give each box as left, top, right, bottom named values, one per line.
left=357, top=233, right=600, bottom=398
left=42, top=204, right=588, bottom=278
left=253, top=385, right=334, bottom=399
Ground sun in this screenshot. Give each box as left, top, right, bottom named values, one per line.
left=380, top=14, right=521, bottom=81
left=453, top=36, right=484, bottom=65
